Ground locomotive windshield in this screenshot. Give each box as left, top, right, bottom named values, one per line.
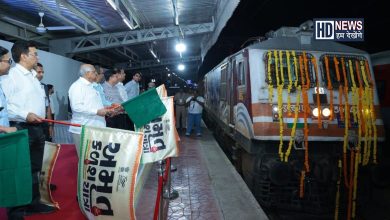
left=265, top=50, right=315, bottom=88
left=319, top=55, right=370, bottom=89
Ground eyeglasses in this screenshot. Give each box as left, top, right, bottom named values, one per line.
left=0, top=58, right=12, bottom=65
left=28, top=52, right=38, bottom=57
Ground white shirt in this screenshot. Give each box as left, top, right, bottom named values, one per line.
left=49, top=94, right=55, bottom=113
left=186, top=96, right=204, bottom=114
left=0, top=64, right=46, bottom=122
left=124, top=80, right=139, bottom=100
left=68, top=77, right=106, bottom=134
left=116, top=82, right=128, bottom=102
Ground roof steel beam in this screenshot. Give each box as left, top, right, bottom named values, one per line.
left=114, top=46, right=140, bottom=62
left=30, top=0, right=100, bottom=34
left=74, top=53, right=114, bottom=67
left=50, top=22, right=214, bottom=54
left=56, top=0, right=103, bottom=33
left=119, top=0, right=141, bottom=29
left=125, top=55, right=201, bottom=70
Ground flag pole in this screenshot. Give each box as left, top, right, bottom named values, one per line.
left=42, top=119, right=81, bottom=127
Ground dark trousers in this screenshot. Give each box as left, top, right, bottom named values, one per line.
left=106, top=114, right=132, bottom=130
left=41, top=122, right=51, bottom=142
left=9, top=122, right=45, bottom=203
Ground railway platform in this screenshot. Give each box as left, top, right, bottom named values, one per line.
left=0, top=123, right=268, bottom=220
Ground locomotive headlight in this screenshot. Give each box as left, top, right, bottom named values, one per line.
left=322, top=108, right=331, bottom=117
left=272, top=106, right=278, bottom=112
left=312, top=107, right=319, bottom=117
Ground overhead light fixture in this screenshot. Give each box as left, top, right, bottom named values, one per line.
left=172, top=0, right=179, bottom=25
left=149, top=48, right=157, bottom=59
left=157, top=59, right=160, bottom=63
left=123, top=18, right=135, bottom=30
left=175, top=42, right=186, bottom=53
left=107, top=0, right=117, bottom=11
left=178, top=64, right=185, bottom=71
left=168, top=73, right=171, bottom=77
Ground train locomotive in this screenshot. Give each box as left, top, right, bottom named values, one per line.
left=203, top=22, right=385, bottom=218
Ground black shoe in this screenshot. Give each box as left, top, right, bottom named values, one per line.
left=8, top=203, right=56, bottom=219
left=49, top=184, right=57, bottom=191
left=24, top=203, right=57, bottom=215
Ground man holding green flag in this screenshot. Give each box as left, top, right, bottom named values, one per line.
left=1, top=41, right=56, bottom=218
left=0, top=46, right=16, bottom=133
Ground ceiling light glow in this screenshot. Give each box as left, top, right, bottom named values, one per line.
left=178, top=64, right=185, bottom=71
left=175, top=42, right=186, bottom=53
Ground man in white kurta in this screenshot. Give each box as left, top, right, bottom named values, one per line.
left=68, top=64, right=113, bottom=157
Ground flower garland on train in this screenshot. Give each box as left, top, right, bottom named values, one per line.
left=268, top=50, right=379, bottom=219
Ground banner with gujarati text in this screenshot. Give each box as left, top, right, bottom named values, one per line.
left=156, top=84, right=180, bottom=142
left=156, top=84, right=167, bottom=97
left=78, top=126, right=143, bottom=220
left=137, top=97, right=179, bottom=164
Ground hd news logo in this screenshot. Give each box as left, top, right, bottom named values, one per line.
left=314, top=18, right=364, bottom=41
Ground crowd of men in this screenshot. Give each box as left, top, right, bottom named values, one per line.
left=0, top=41, right=145, bottom=219
left=0, top=41, right=205, bottom=219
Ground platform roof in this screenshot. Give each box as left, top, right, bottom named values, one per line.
left=0, top=0, right=238, bottom=82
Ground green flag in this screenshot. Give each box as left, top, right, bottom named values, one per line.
left=122, top=88, right=167, bottom=128
left=0, top=130, right=32, bottom=207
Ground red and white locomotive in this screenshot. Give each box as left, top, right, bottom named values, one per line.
left=203, top=22, right=385, bottom=216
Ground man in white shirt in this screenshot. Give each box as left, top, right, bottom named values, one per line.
left=115, top=68, right=128, bottom=101
left=0, top=46, right=16, bottom=133
left=1, top=41, right=56, bottom=217
left=185, top=89, right=205, bottom=137
left=124, top=72, right=141, bottom=100
left=124, top=72, right=141, bottom=130
left=35, top=63, right=54, bottom=141
left=68, top=64, right=114, bottom=157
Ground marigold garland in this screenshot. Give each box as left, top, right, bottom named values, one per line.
left=362, top=61, right=377, bottom=164
left=355, top=61, right=364, bottom=154
left=292, top=51, right=299, bottom=88
left=274, top=50, right=285, bottom=161
left=348, top=60, right=358, bottom=124
left=352, top=150, right=360, bottom=219
left=312, top=57, right=322, bottom=128
left=286, top=50, right=293, bottom=116
left=303, top=52, right=310, bottom=88
left=324, top=56, right=334, bottom=120
left=299, top=170, right=305, bottom=198
left=302, top=52, right=310, bottom=172
left=285, top=86, right=301, bottom=162
left=341, top=57, right=350, bottom=188
left=279, top=50, right=285, bottom=86
left=334, top=57, right=344, bottom=121
left=267, top=51, right=273, bottom=104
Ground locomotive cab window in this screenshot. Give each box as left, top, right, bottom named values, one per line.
left=265, top=50, right=315, bottom=88
left=320, top=55, right=370, bottom=89
left=220, top=64, right=227, bottom=101
left=238, top=61, right=246, bottom=86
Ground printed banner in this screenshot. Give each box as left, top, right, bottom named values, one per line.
left=39, top=141, right=61, bottom=209
left=137, top=97, right=179, bottom=164
left=156, top=84, right=180, bottom=142
left=78, top=126, right=143, bottom=220
left=156, top=84, right=167, bottom=97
